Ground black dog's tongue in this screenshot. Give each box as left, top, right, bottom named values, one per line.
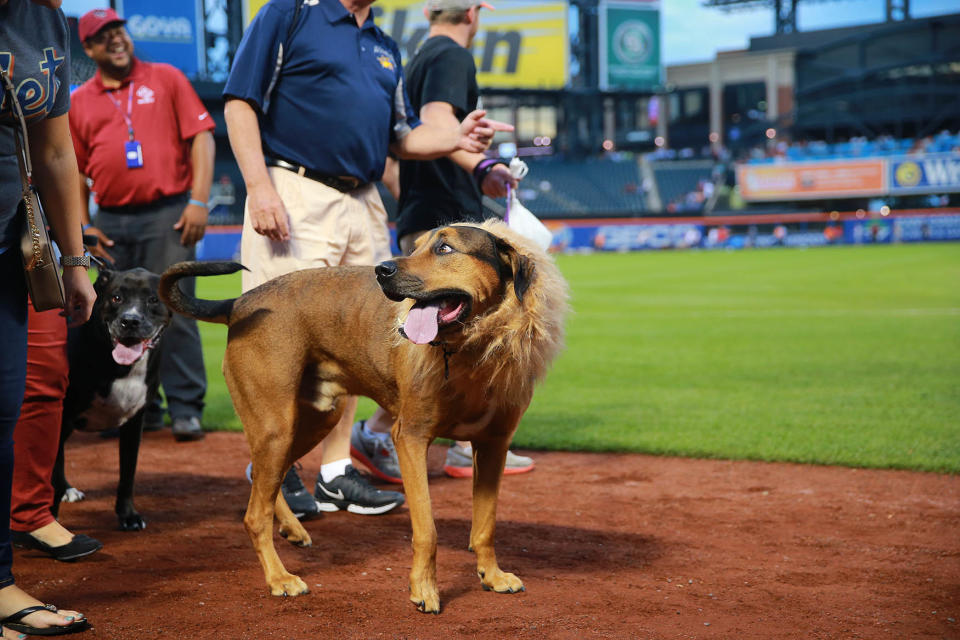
left=403, top=303, right=440, bottom=345
left=113, top=341, right=145, bottom=365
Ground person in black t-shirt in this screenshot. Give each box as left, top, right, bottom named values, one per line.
left=394, top=0, right=516, bottom=255
left=355, top=0, right=537, bottom=481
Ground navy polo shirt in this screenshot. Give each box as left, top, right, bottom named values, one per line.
left=224, top=0, right=420, bottom=183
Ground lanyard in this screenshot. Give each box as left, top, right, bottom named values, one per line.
left=107, top=82, right=135, bottom=141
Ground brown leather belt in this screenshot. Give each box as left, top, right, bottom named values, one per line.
left=265, top=157, right=365, bottom=193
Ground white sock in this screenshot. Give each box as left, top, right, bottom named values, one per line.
left=320, top=458, right=351, bottom=483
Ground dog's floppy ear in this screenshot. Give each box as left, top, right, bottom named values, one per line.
left=495, top=236, right=535, bottom=303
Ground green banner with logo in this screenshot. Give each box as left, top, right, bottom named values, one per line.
left=600, top=1, right=661, bottom=91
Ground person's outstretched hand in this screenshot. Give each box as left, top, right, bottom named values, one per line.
left=458, top=109, right=514, bottom=153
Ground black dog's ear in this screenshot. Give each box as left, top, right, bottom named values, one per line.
left=495, top=237, right=535, bottom=303
left=94, top=266, right=114, bottom=290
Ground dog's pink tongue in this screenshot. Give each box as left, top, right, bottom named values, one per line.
left=112, top=342, right=144, bottom=365
left=403, top=304, right=440, bottom=345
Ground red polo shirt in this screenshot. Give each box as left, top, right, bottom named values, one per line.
left=69, top=58, right=214, bottom=208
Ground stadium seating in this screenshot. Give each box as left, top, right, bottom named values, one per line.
left=747, top=130, right=959, bottom=164
left=508, top=157, right=647, bottom=218
left=650, top=160, right=715, bottom=212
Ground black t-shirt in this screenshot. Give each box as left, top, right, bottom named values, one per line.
left=396, top=35, right=485, bottom=243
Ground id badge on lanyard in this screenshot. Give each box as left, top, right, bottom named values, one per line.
left=109, top=83, right=143, bottom=169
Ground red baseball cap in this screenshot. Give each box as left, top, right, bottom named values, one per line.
left=78, top=8, right=126, bottom=43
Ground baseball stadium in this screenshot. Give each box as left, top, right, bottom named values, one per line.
left=13, top=0, right=959, bottom=637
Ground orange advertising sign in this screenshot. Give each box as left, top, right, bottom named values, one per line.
left=737, top=160, right=887, bottom=201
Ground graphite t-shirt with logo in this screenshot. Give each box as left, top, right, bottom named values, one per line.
left=0, top=1, right=71, bottom=252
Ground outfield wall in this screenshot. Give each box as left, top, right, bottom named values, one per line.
left=195, top=209, right=960, bottom=260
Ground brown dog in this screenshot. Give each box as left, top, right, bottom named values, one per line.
left=158, top=220, right=568, bottom=613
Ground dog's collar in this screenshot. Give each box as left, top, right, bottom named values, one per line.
left=429, top=340, right=457, bottom=380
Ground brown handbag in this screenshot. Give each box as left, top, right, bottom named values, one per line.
left=1, top=67, right=65, bottom=311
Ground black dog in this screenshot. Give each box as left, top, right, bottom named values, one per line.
left=53, top=267, right=171, bottom=531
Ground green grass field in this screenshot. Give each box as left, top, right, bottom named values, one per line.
left=194, top=243, right=960, bottom=473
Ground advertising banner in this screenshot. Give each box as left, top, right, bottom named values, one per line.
left=116, top=0, right=203, bottom=78
left=737, top=159, right=886, bottom=202
left=889, top=153, right=960, bottom=195
left=599, top=0, right=661, bottom=91
left=244, top=0, right=569, bottom=89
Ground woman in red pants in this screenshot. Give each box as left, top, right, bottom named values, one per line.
left=9, top=305, right=102, bottom=561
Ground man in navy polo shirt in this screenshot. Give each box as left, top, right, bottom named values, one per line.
left=224, top=0, right=504, bottom=517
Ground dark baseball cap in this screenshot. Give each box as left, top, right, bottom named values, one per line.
left=425, top=0, right=495, bottom=10
left=78, top=8, right=126, bottom=43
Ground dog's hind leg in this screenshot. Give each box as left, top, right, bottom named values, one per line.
left=274, top=402, right=342, bottom=546
left=394, top=424, right=441, bottom=613
left=470, top=409, right=526, bottom=595
left=244, top=438, right=310, bottom=597
left=237, top=381, right=311, bottom=597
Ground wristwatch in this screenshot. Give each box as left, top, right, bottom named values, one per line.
left=60, top=255, right=91, bottom=268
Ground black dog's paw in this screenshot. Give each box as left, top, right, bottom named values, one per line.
left=118, top=513, right=147, bottom=531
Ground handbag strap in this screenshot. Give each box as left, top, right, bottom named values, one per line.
left=1, top=66, right=35, bottom=185
left=2, top=66, right=46, bottom=269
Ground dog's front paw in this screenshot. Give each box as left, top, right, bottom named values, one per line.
left=118, top=512, right=146, bottom=531
left=410, top=582, right=441, bottom=614
left=478, top=567, right=524, bottom=594
left=269, top=573, right=309, bottom=597
left=62, top=487, right=86, bottom=503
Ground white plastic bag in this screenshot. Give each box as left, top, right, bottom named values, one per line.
left=504, top=157, right=553, bottom=250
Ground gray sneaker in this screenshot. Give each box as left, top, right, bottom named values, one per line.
left=443, top=444, right=535, bottom=478
left=171, top=416, right=205, bottom=442
left=244, top=462, right=321, bottom=520
left=350, top=421, right=402, bottom=484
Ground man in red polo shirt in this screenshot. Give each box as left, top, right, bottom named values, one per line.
left=69, top=8, right=215, bottom=442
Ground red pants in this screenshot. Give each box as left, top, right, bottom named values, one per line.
left=10, top=304, right=68, bottom=532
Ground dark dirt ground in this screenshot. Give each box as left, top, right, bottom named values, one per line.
left=12, top=430, right=959, bottom=639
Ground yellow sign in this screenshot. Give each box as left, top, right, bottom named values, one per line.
left=243, top=0, right=569, bottom=89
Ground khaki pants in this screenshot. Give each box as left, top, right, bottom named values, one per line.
left=241, top=167, right=392, bottom=292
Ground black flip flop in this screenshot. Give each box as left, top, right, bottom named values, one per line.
left=1, top=604, right=89, bottom=636
left=10, top=531, right=102, bottom=562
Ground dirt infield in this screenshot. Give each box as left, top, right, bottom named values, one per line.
left=13, top=430, right=958, bottom=639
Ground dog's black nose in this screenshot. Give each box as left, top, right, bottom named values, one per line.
left=375, top=261, right=398, bottom=279
left=119, top=313, right=141, bottom=330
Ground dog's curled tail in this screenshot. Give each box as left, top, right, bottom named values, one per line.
left=159, top=261, right=243, bottom=325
